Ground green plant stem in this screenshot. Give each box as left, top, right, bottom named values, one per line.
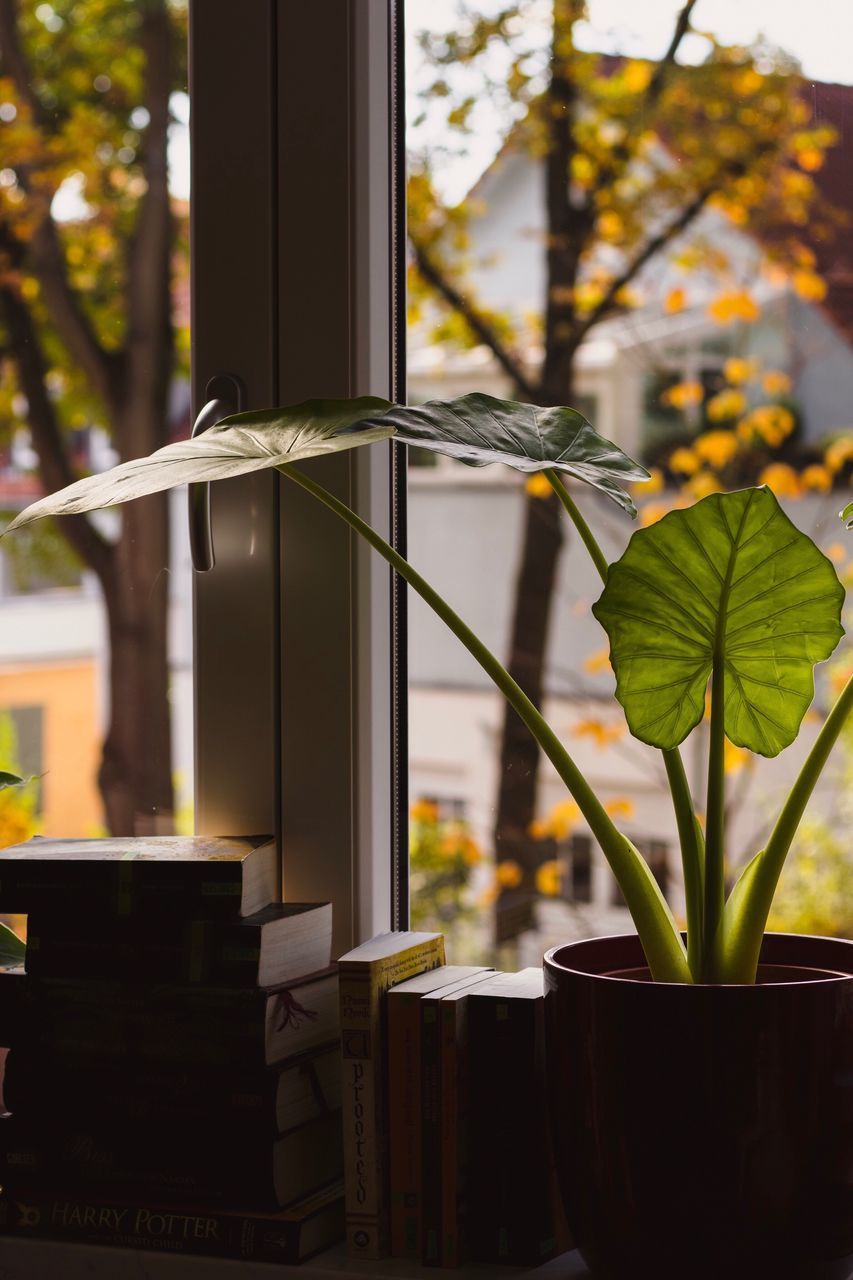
left=283, top=462, right=690, bottom=983
left=721, top=670, right=853, bottom=983
left=547, top=470, right=705, bottom=978
left=545, top=470, right=610, bottom=580
left=663, top=747, right=705, bottom=980
left=702, top=654, right=727, bottom=981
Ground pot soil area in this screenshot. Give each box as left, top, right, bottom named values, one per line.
left=544, top=933, right=853, bottom=1280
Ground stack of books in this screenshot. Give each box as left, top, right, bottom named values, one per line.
left=0, top=835, right=346, bottom=1264
left=337, top=934, right=570, bottom=1268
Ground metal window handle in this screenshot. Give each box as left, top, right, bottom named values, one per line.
left=189, top=374, right=244, bottom=572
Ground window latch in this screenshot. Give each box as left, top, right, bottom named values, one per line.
left=189, top=374, right=244, bottom=572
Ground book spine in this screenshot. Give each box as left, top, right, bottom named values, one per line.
left=25, top=929, right=262, bottom=987
left=439, top=998, right=463, bottom=1268
left=339, top=939, right=445, bottom=1260
left=420, top=997, right=443, bottom=1265
left=388, top=994, right=422, bottom=1257
left=0, top=1191, right=344, bottom=1263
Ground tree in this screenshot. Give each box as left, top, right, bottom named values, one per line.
left=0, top=0, right=187, bottom=833
left=408, top=0, right=839, bottom=942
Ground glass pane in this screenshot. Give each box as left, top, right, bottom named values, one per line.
left=406, top=0, right=853, bottom=965
left=0, top=0, right=192, bottom=945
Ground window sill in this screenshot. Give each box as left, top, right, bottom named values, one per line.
left=0, top=1237, right=591, bottom=1277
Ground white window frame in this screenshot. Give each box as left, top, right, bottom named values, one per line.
left=190, top=0, right=407, bottom=957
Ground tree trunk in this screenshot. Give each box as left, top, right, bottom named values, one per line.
left=99, top=492, right=173, bottom=836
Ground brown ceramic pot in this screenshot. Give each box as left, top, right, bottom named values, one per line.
left=544, top=933, right=853, bottom=1280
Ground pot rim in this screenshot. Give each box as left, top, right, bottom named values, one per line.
left=543, top=931, right=853, bottom=988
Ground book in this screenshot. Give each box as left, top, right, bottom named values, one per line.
left=466, top=969, right=571, bottom=1265
left=0, top=963, right=25, bottom=1048
left=386, top=965, right=492, bottom=1258
left=420, top=970, right=500, bottom=1267
left=338, top=930, right=445, bottom=1260
left=3, top=1039, right=342, bottom=1136
left=17, top=966, right=339, bottom=1068
left=0, top=1107, right=343, bottom=1209
left=0, top=835, right=277, bottom=919
left=0, top=1179, right=345, bottom=1264
left=25, top=901, right=332, bottom=987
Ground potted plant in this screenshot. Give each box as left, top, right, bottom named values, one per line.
left=5, top=394, right=852, bottom=1280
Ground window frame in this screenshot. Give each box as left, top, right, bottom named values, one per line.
left=189, top=0, right=407, bottom=956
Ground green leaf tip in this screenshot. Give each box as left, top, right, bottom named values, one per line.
left=593, top=486, right=845, bottom=756
left=3, top=393, right=647, bottom=535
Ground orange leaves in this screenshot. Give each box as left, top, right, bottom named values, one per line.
left=410, top=798, right=440, bottom=825
left=525, top=473, right=553, bottom=499
left=707, top=289, right=760, bottom=326
left=495, top=859, right=523, bottom=890
left=757, top=462, right=802, bottom=499
left=762, top=370, right=792, bottom=397
left=825, top=436, right=853, bottom=475
left=583, top=647, right=611, bottom=676
left=661, top=380, right=703, bottom=410
left=799, top=464, right=832, bottom=494
left=573, top=718, right=624, bottom=749
left=535, top=860, right=562, bottom=897
left=723, top=357, right=759, bottom=386
left=737, top=404, right=796, bottom=449
left=664, top=287, right=687, bottom=314
left=694, top=430, right=738, bottom=470
left=706, top=389, right=746, bottom=422
left=792, top=269, right=828, bottom=303
left=668, top=446, right=700, bottom=476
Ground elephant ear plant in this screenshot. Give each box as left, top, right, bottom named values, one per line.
left=5, top=394, right=852, bottom=984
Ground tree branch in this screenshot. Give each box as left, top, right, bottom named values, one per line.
left=569, top=184, right=716, bottom=349
left=122, top=0, right=174, bottom=437
left=0, top=283, right=114, bottom=585
left=411, top=237, right=539, bottom=401
left=0, top=0, right=119, bottom=412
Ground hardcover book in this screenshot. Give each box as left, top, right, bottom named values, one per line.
left=0, top=964, right=25, bottom=1049
left=25, top=901, right=331, bottom=988
left=0, top=835, right=277, bottom=919
left=0, top=1179, right=345, bottom=1264
left=386, top=965, right=492, bottom=1258
left=466, top=968, right=571, bottom=1265
left=337, top=930, right=445, bottom=1259
left=17, top=966, right=339, bottom=1068
left=3, top=1039, right=342, bottom=1136
left=0, top=1107, right=343, bottom=1209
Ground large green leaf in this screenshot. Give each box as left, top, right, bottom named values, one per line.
left=367, top=394, right=647, bottom=514
left=0, top=920, right=25, bottom=966
left=3, top=394, right=647, bottom=534
left=592, top=487, right=845, bottom=756
left=3, top=398, right=395, bottom=534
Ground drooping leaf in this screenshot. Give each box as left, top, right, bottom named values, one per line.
left=840, top=499, right=853, bottom=530
left=0, top=772, right=24, bottom=792
left=3, top=394, right=648, bottom=535
left=592, top=487, right=845, bottom=756
left=2, top=398, right=395, bottom=534
left=0, top=920, right=25, bottom=967
left=363, top=394, right=648, bottom=514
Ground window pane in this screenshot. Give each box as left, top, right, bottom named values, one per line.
left=406, top=0, right=853, bottom=965
left=0, top=1, right=192, bottom=945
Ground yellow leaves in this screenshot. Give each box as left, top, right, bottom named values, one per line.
left=411, top=798, right=439, bottom=824
left=792, top=269, right=827, bottom=303
left=640, top=499, right=679, bottom=528
left=733, top=68, right=763, bottom=98
left=439, top=833, right=482, bottom=866
left=596, top=210, right=624, bottom=244
left=495, top=859, right=523, bottom=890
left=796, top=148, right=824, bottom=173
left=684, top=471, right=723, bottom=500
left=584, top=647, right=611, bottom=675
left=694, top=430, right=738, bottom=469
left=824, top=436, right=853, bottom=474
left=622, top=61, right=652, bottom=93
left=758, top=462, right=801, bottom=499
left=762, top=370, right=792, bottom=397
left=738, top=404, right=796, bottom=448
left=723, top=357, right=759, bottom=386
left=668, top=446, right=700, bottom=476
left=535, top=860, right=562, bottom=898
left=604, top=797, right=634, bottom=820
left=664, top=287, right=687, bottom=314
left=573, top=718, right=624, bottom=748
left=662, top=380, right=703, bottom=410
left=724, top=739, right=750, bottom=775
left=707, top=289, right=760, bottom=326
left=826, top=542, right=847, bottom=565
left=531, top=799, right=581, bottom=842
left=706, top=389, right=746, bottom=421
left=800, top=464, right=832, bottom=494
left=570, top=152, right=596, bottom=189
left=19, top=277, right=39, bottom=302
left=525, top=473, right=553, bottom=499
